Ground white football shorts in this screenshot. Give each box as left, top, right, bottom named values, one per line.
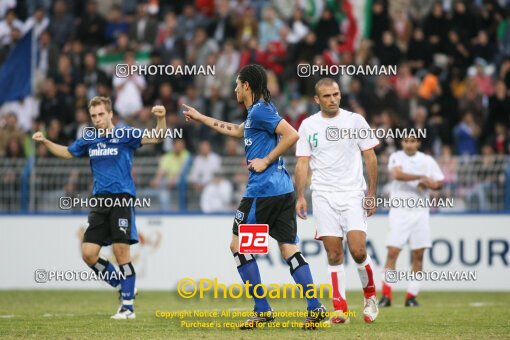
left=387, top=208, right=431, bottom=250
left=311, top=190, right=367, bottom=239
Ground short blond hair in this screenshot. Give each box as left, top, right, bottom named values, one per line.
left=88, top=96, right=112, bottom=112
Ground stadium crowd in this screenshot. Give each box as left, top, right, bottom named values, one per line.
left=0, top=0, right=509, bottom=211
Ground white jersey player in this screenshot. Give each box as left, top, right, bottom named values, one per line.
left=295, top=78, right=380, bottom=324
left=379, top=137, right=444, bottom=308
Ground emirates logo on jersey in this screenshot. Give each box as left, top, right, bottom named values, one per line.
left=89, top=143, right=118, bottom=157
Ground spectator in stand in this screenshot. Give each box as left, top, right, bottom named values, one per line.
left=150, top=139, right=191, bottom=211
left=200, top=171, right=233, bottom=213
left=286, top=8, right=309, bottom=45
left=0, top=113, right=25, bottom=158
left=370, top=0, right=390, bottom=45
left=112, top=52, right=146, bottom=121
left=418, top=66, right=442, bottom=105
left=76, top=0, right=106, bottom=47
left=454, top=111, right=480, bottom=156
left=282, top=95, right=307, bottom=130
left=67, top=108, right=90, bottom=140
left=156, top=12, right=186, bottom=63
left=450, top=1, right=477, bottom=41
left=186, top=26, right=219, bottom=67
left=104, top=4, right=129, bottom=44
left=175, top=4, right=204, bottom=42
left=315, top=8, right=340, bottom=52
left=128, top=3, right=158, bottom=48
left=488, top=123, right=509, bottom=155
left=406, top=27, right=432, bottom=75
left=258, top=6, right=284, bottom=50
left=38, top=77, right=71, bottom=126
left=458, top=77, right=485, bottom=126
left=48, top=0, right=74, bottom=48
left=469, top=60, right=494, bottom=97
left=423, top=2, right=449, bottom=54
left=445, top=30, right=471, bottom=72
left=391, top=7, right=412, bottom=50
left=395, top=62, right=419, bottom=115
left=188, top=140, right=222, bottom=193
left=80, top=52, right=109, bottom=99
left=323, top=37, right=341, bottom=66
left=375, top=31, right=403, bottom=67
left=215, top=40, right=240, bottom=98
left=486, top=81, right=510, bottom=132
left=45, top=118, right=68, bottom=146
left=0, top=26, right=21, bottom=64
left=37, top=30, right=59, bottom=78
left=472, top=30, right=496, bottom=64
left=208, top=0, right=236, bottom=44
left=155, top=82, right=178, bottom=115
left=0, top=9, right=24, bottom=47
left=4, top=137, right=24, bottom=159
left=236, top=7, right=258, bottom=45
left=239, top=36, right=263, bottom=68
left=23, top=6, right=49, bottom=38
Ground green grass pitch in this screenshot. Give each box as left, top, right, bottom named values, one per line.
left=0, top=290, right=509, bottom=339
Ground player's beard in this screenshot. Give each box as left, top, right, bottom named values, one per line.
left=321, top=105, right=339, bottom=117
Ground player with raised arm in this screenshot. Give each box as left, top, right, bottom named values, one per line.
left=183, top=64, right=327, bottom=330
left=294, top=78, right=380, bottom=324
left=379, top=136, right=444, bottom=307
left=32, top=97, right=166, bottom=319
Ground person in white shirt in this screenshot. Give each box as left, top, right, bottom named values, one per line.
left=23, top=6, right=49, bottom=38
left=0, top=9, right=24, bottom=47
left=112, top=52, right=146, bottom=120
left=188, top=140, right=222, bottom=192
left=200, top=171, right=233, bottom=212
left=295, top=78, right=380, bottom=324
left=379, top=136, right=444, bottom=308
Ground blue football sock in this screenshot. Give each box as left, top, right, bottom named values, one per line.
left=287, top=252, right=321, bottom=310
left=119, top=262, right=136, bottom=311
left=90, top=257, right=120, bottom=288
left=234, top=252, right=271, bottom=312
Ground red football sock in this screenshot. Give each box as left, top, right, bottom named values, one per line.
left=382, top=281, right=392, bottom=299
left=331, top=270, right=348, bottom=311
left=406, top=292, right=416, bottom=300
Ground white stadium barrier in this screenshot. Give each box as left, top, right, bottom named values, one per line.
left=0, top=215, right=508, bottom=291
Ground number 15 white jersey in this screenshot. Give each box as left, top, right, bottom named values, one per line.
left=296, top=109, right=379, bottom=192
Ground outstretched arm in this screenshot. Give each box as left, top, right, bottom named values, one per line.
left=182, top=103, right=244, bottom=138
left=32, top=132, right=73, bottom=159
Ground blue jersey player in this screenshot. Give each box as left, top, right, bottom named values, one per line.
left=32, top=97, right=166, bottom=319
left=183, top=64, right=327, bottom=329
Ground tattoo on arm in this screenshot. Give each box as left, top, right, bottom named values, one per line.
left=213, top=120, right=240, bottom=132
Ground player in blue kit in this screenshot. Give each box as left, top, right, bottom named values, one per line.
left=183, top=64, right=327, bottom=329
left=32, top=96, right=166, bottom=319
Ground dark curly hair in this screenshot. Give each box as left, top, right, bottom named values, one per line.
left=238, top=64, right=272, bottom=104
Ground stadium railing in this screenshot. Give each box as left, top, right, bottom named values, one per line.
left=0, top=155, right=509, bottom=213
